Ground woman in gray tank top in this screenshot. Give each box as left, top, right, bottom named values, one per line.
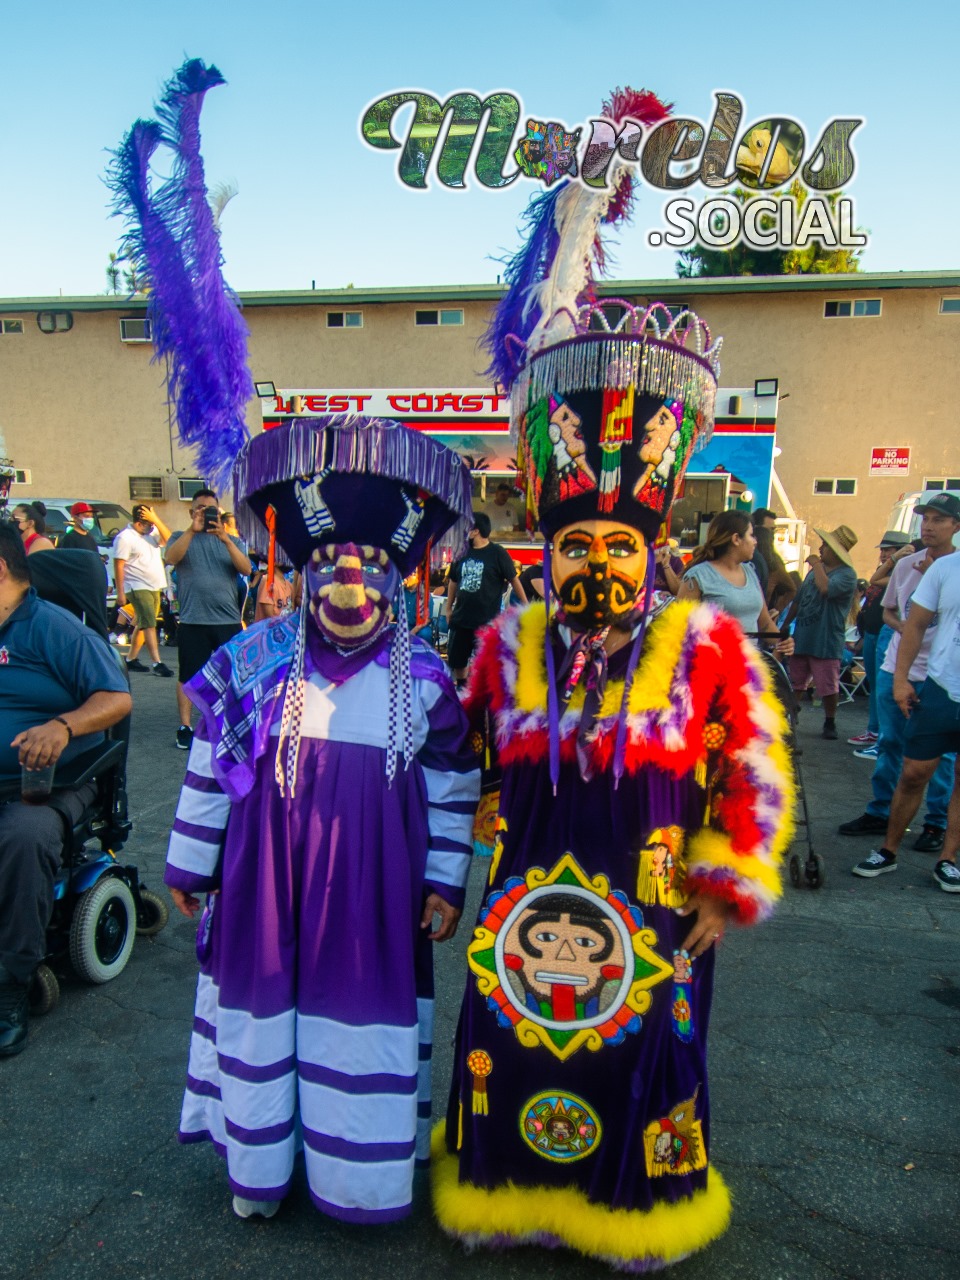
left=678, top=511, right=793, bottom=655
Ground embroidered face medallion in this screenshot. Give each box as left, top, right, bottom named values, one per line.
left=552, top=520, right=648, bottom=632
left=307, top=542, right=399, bottom=649
left=519, top=1092, right=602, bottom=1162
left=468, top=853, right=672, bottom=1060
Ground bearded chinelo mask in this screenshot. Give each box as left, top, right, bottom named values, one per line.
left=552, top=525, right=648, bottom=632
left=481, top=86, right=724, bottom=786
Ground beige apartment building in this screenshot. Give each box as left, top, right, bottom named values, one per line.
left=1, top=270, right=958, bottom=576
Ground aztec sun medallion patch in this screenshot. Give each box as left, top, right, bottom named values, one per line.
left=519, top=1091, right=601, bottom=1163
left=468, top=853, right=673, bottom=1061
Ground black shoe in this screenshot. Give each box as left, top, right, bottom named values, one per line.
left=0, top=981, right=29, bottom=1058
left=933, top=860, right=960, bottom=893
left=851, top=848, right=898, bottom=878
left=822, top=720, right=838, bottom=741
left=176, top=725, right=193, bottom=751
left=838, top=812, right=888, bottom=837
left=125, top=658, right=149, bottom=673
left=152, top=662, right=175, bottom=678
left=914, top=824, right=946, bottom=854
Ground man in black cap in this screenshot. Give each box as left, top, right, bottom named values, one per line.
left=847, top=493, right=960, bottom=859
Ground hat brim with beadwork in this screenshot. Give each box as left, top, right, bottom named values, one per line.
left=234, top=415, right=473, bottom=575
left=514, top=304, right=720, bottom=542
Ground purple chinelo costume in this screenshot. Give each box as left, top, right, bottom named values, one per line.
left=165, top=415, right=479, bottom=1221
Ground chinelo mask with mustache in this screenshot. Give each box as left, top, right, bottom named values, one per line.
left=307, top=542, right=400, bottom=649
left=553, top=525, right=648, bottom=632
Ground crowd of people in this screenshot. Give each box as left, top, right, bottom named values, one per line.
left=3, top=424, right=958, bottom=1274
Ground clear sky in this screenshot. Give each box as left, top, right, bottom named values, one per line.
left=1, top=0, right=957, bottom=298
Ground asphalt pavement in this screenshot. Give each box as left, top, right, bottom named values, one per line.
left=2, top=652, right=958, bottom=1280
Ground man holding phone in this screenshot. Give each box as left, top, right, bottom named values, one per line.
left=164, top=489, right=251, bottom=749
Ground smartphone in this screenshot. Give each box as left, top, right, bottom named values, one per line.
left=203, top=507, right=219, bottom=532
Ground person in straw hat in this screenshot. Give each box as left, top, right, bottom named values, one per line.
left=788, top=524, right=859, bottom=739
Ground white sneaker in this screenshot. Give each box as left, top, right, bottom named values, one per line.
left=232, top=1195, right=280, bottom=1219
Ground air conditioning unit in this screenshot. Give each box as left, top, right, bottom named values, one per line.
left=178, top=477, right=205, bottom=501
left=120, top=318, right=153, bottom=344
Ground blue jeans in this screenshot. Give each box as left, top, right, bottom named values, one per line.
left=866, top=667, right=956, bottom=826
left=862, top=631, right=879, bottom=735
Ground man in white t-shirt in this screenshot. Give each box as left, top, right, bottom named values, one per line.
left=843, top=497, right=957, bottom=852
left=113, top=505, right=174, bottom=677
left=482, top=483, right=522, bottom=534
left=851, top=496, right=960, bottom=893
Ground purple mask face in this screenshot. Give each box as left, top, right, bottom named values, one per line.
left=306, top=542, right=399, bottom=648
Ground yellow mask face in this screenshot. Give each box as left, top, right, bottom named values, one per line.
left=551, top=519, right=648, bottom=632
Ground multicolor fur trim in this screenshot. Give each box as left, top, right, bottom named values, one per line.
left=466, top=601, right=794, bottom=925
left=431, top=1124, right=730, bottom=1271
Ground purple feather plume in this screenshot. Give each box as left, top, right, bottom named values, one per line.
left=483, top=184, right=564, bottom=391
left=106, top=59, right=252, bottom=488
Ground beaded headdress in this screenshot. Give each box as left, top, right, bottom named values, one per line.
left=485, top=88, right=722, bottom=544
left=484, top=86, right=725, bottom=791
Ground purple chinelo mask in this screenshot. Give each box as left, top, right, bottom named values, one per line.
left=307, top=542, right=400, bottom=649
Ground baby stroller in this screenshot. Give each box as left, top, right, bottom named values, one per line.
left=14, top=550, right=168, bottom=1015
left=755, top=644, right=824, bottom=891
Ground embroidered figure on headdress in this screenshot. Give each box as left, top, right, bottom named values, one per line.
left=523, top=395, right=597, bottom=518
left=643, top=1088, right=707, bottom=1177
left=633, top=400, right=700, bottom=515
left=391, top=489, right=425, bottom=554
left=597, top=386, right=635, bottom=513
left=295, top=471, right=335, bottom=538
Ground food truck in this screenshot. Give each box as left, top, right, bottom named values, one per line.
left=260, top=385, right=804, bottom=568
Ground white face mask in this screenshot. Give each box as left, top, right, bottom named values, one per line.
left=81, top=517, right=96, bottom=531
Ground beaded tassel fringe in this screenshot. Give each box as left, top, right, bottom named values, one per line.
left=274, top=593, right=309, bottom=798
left=386, top=583, right=415, bottom=787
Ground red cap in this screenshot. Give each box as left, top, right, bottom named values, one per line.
left=70, top=501, right=94, bottom=517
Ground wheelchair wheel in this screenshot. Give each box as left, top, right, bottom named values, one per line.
left=29, top=964, right=60, bottom=1015
left=136, top=888, right=170, bottom=937
left=69, top=875, right=136, bottom=983
left=789, top=853, right=802, bottom=888
left=805, top=853, right=826, bottom=890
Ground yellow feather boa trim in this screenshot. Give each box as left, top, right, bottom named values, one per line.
left=513, top=601, right=697, bottom=718
left=686, top=827, right=783, bottom=898
left=431, top=1124, right=731, bottom=1267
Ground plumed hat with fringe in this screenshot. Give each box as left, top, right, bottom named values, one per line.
left=234, top=415, right=473, bottom=575
left=486, top=87, right=723, bottom=543
left=106, top=60, right=252, bottom=492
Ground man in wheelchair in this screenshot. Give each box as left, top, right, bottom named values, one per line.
left=0, top=525, right=131, bottom=1057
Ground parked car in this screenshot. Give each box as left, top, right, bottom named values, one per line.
left=26, top=499, right=133, bottom=599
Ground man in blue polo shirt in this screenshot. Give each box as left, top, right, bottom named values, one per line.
left=0, top=524, right=131, bottom=1057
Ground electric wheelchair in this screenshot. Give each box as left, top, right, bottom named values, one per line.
left=7, top=549, right=168, bottom=1017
